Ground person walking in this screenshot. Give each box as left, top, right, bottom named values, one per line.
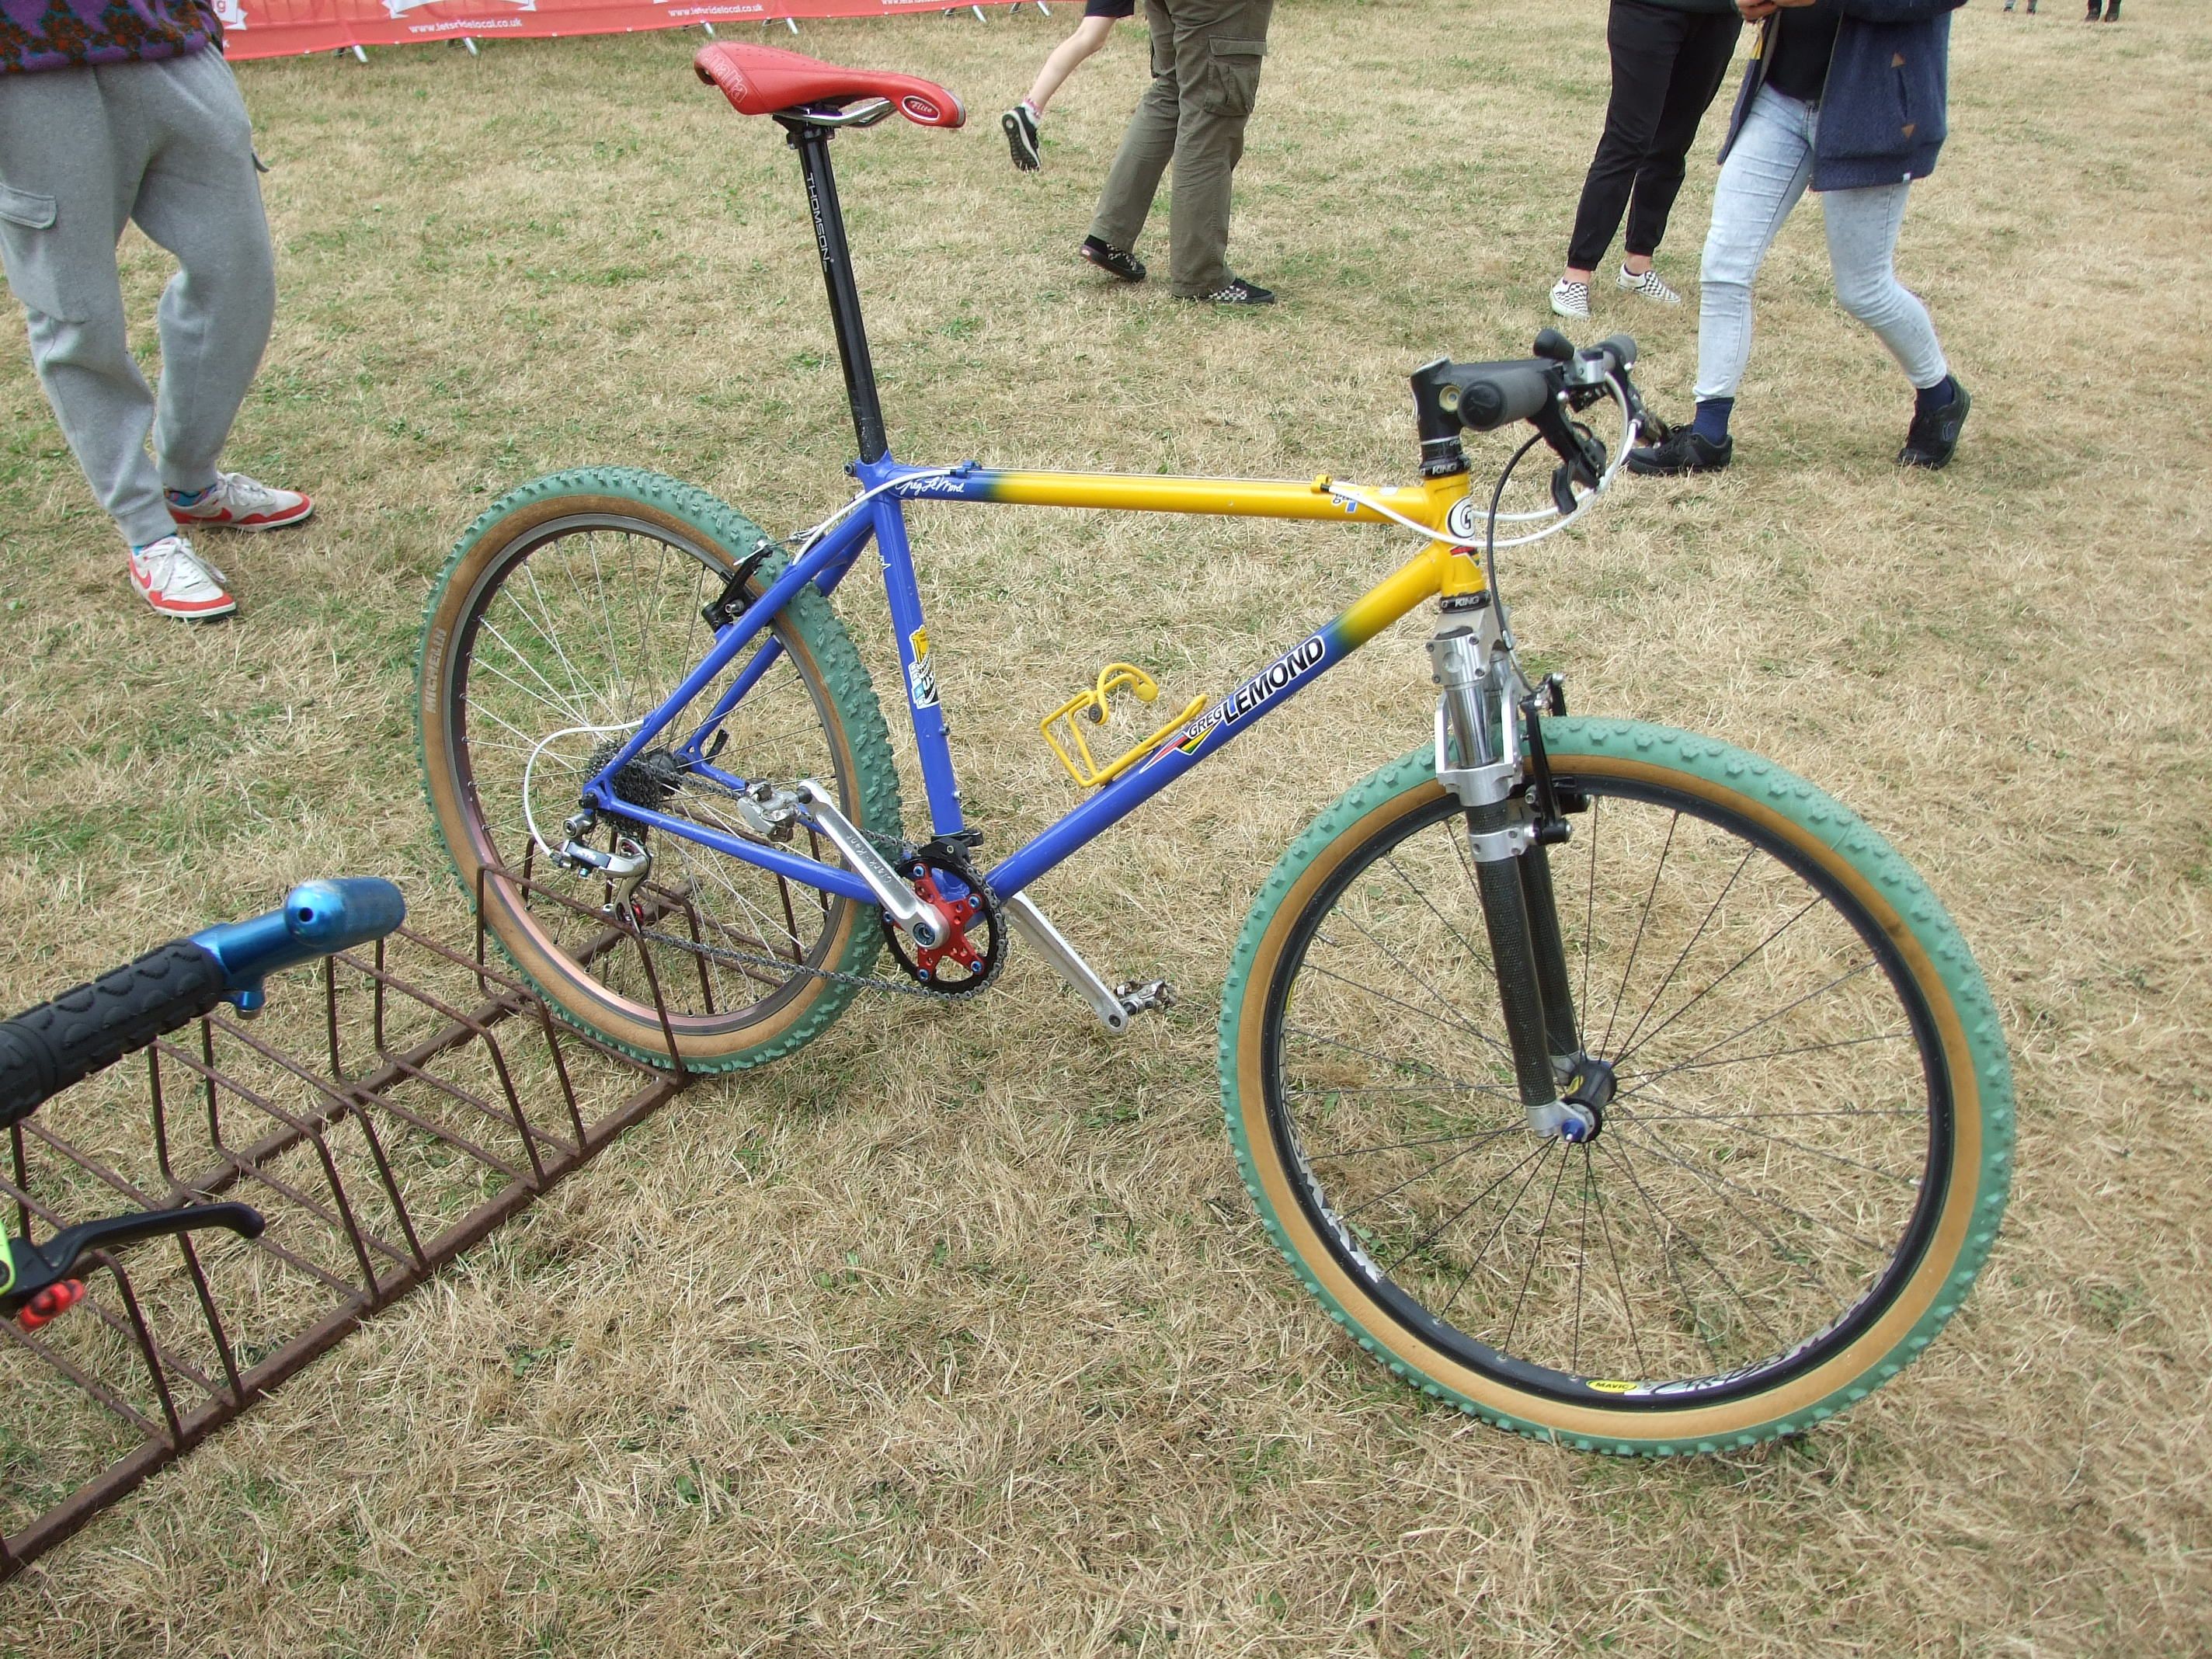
left=1549, top=0, right=1744, bottom=323
left=1080, top=0, right=1277, bottom=304
left=1002, top=1, right=1138, bottom=173
left=1629, top=0, right=1973, bottom=476
left=0, top=0, right=309, bottom=621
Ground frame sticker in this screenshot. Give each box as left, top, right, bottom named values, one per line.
left=906, top=624, right=939, bottom=708
left=1167, top=633, right=1327, bottom=757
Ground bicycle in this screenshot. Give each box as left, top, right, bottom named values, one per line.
left=415, top=43, right=2014, bottom=1453
left=0, top=879, right=406, bottom=1329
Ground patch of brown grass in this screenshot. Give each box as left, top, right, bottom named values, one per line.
left=2, top=1, right=2208, bottom=1651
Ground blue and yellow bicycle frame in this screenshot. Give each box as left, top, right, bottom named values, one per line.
left=576, top=458, right=1487, bottom=909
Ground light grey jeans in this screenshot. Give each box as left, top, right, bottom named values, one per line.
left=0, top=50, right=274, bottom=549
left=1695, top=85, right=1947, bottom=403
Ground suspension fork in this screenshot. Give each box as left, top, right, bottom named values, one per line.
left=1428, top=608, right=1594, bottom=1141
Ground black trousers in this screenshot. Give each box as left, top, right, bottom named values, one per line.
left=1565, top=0, right=1742, bottom=271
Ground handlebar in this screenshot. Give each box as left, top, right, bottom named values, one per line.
left=0, top=876, right=405, bottom=1132
left=1410, top=331, right=1654, bottom=523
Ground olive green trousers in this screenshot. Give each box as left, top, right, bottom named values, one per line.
left=1087, top=0, right=1275, bottom=297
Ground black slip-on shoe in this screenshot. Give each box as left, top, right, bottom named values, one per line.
left=1897, top=382, right=1971, bottom=469
left=1080, top=235, right=1146, bottom=283
left=1184, top=276, right=1276, bottom=306
left=1626, top=427, right=1733, bottom=476
left=1002, top=105, right=1040, bottom=172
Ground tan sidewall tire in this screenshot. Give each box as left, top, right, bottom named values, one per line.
left=418, top=469, right=900, bottom=1073
left=1217, top=723, right=2014, bottom=1454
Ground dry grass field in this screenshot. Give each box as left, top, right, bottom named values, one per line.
left=2, top=0, right=2209, bottom=1650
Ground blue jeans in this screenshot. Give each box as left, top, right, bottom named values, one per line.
left=1694, top=87, right=1948, bottom=405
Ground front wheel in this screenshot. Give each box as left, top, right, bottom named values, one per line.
left=1219, top=721, right=2012, bottom=1453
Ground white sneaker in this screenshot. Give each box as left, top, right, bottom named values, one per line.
left=128, top=534, right=235, bottom=620
left=1618, top=266, right=1683, bottom=306
left=1549, top=278, right=1591, bottom=321
left=168, top=471, right=315, bottom=532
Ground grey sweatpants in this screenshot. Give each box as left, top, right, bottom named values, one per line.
left=0, top=49, right=274, bottom=549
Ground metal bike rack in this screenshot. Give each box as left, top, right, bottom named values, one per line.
left=0, top=868, right=701, bottom=1580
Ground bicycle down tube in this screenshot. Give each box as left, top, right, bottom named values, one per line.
left=576, top=457, right=1482, bottom=908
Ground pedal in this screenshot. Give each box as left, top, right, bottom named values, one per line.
left=1039, top=664, right=1205, bottom=790
left=1114, top=979, right=1174, bottom=1018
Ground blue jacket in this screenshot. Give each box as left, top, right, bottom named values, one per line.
left=1720, top=0, right=1967, bottom=191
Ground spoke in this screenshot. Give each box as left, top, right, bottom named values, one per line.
left=1298, top=961, right=1510, bottom=1060
left=1339, top=1121, right=1530, bottom=1222
left=1600, top=1135, right=1783, bottom=1358
left=1614, top=1088, right=1920, bottom=1186
left=581, top=530, right=625, bottom=687
left=1503, top=1143, right=1573, bottom=1355
left=1334, top=889, right=1515, bottom=1066
left=1280, top=1027, right=1502, bottom=1101
left=1424, top=1149, right=1566, bottom=1336
left=1617, top=1029, right=1910, bottom=1095
left=1617, top=1105, right=1918, bottom=1123
left=1572, top=1145, right=1590, bottom=1373
left=1396, top=1142, right=1553, bottom=1292
left=1611, top=1113, right=1881, bottom=1262
left=1386, top=844, right=1500, bottom=981
left=1300, top=1125, right=1522, bottom=1162
left=475, top=617, right=594, bottom=728
left=1287, top=1082, right=1518, bottom=1102
left=1616, top=847, right=1752, bottom=1058
left=1610, top=895, right=1830, bottom=1069
left=1598, top=811, right=1678, bottom=1057
left=1624, top=956, right=1879, bottom=1080
left=518, top=559, right=598, bottom=715
left=1589, top=1144, right=1648, bottom=1379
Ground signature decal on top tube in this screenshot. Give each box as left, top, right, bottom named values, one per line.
left=1161, top=633, right=1328, bottom=760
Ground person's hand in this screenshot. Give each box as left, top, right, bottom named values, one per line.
left=1737, top=0, right=1778, bottom=18
left=1771, top=0, right=1819, bottom=7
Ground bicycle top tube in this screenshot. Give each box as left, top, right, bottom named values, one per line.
left=856, top=454, right=1476, bottom=537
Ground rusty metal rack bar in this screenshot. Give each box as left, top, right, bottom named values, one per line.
left=0, top=869, right=696, bottom=1580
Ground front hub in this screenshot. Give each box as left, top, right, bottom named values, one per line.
left=1556, top=1056, right=1616, bottom=1143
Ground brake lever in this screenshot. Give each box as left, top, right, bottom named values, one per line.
left=1532, top=400, right=1607, bottom=515
left=1, top=1202, right=264, bottom=1326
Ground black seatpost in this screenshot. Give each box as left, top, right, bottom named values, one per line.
left=782, top=120, right=889, bottom=464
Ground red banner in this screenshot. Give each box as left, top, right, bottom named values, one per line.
left=217, top=0, right=1017, bottom=62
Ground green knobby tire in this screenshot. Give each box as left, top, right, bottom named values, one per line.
left=1218, top=719, right=2013, bottom=1453
left=418, top=467, right=900, bottom=1073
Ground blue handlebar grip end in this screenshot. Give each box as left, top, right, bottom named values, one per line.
left=189, top=878, right=407, bottom=1002
left=280, top=878, right=407, bottom=953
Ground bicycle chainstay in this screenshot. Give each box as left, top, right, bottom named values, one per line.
left=621, top=823, right=1005, bottom=1003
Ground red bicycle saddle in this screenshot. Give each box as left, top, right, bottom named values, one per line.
left=694, top=43, right=965, bottom=129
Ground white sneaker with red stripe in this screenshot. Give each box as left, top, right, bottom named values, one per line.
left=128, top=534, right=235, bottom=621
left=167, top=471, right=314, bottom=532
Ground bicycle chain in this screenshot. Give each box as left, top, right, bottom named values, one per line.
left=630, top=922, right=953, bottom=1000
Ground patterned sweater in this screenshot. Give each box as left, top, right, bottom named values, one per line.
left=0, top=0, right=218, bottom=75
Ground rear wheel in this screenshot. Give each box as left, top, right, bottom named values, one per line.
left=1219, top=721, right=2012, bottom=1452
left=418, top=468, right=900, bottom=1071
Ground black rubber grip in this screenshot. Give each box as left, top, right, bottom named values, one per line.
left=0, top=940, right=228, bottom=1129
left=1593, top=333, right=1637, bottom=374
left=1455, top=362, right=1556, bottom=433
